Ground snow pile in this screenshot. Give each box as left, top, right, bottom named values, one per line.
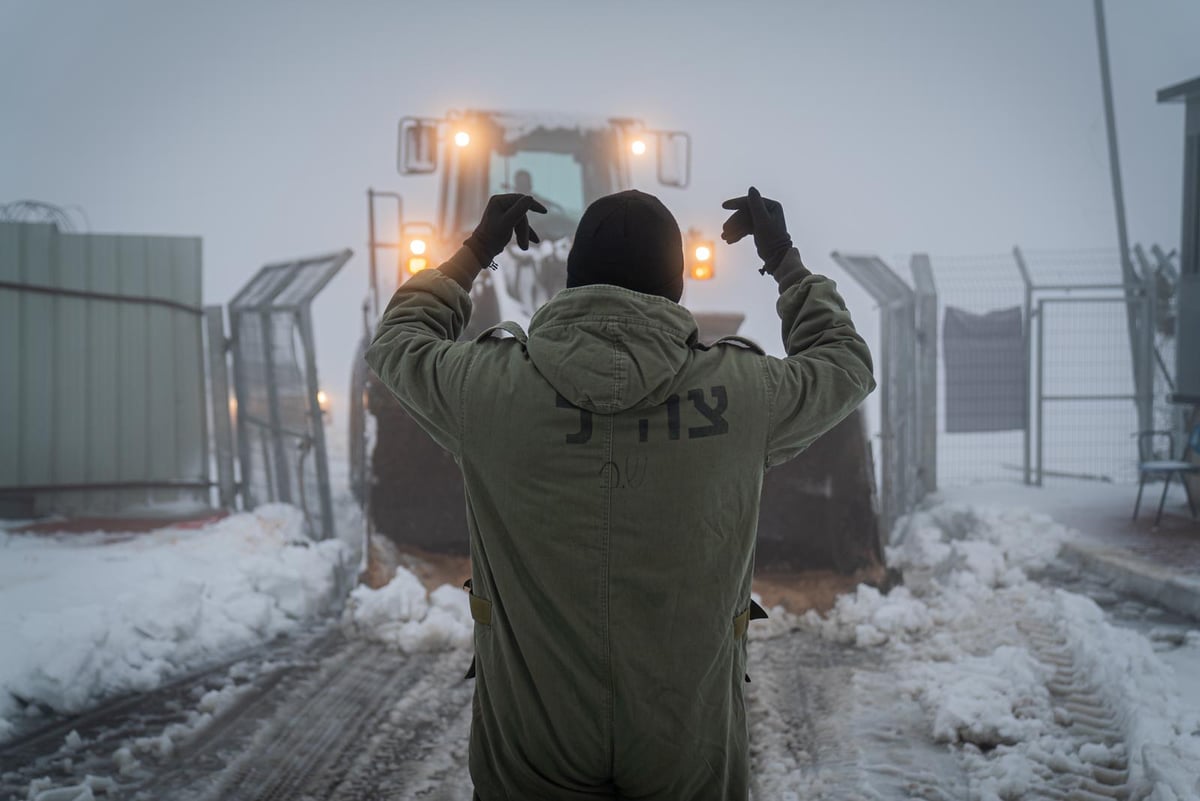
left=0, top=505, right=351, bottom=741
left=343, top=569, right=472, bottom=652
left=893, top=503, right=1072, bottom=586
left=906, top=645, right=1053, bottom=748
left=801, top=499, right=1200, bottom=800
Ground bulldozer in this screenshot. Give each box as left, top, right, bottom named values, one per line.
left=350, top=110, right=885, bottom=604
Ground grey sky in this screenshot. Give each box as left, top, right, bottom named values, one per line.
left=2, top=0, right=1198, bottom=413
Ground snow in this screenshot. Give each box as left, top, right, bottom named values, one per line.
left=0, top=504, right=352, bottom=742
left=791, top=497, right=1200, bottom=800
left=24, top=773, right=117, bottom=801
left=342, top=570, right=472, bottom=652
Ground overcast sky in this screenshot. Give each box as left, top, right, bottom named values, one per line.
left=2, top=0, right=1198, bottom=411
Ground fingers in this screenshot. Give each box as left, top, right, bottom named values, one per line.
left=501, top=196, right=548, bottom=251
left=722, top=191, right=752, bottom=243
left=721, top=209, right=752, bottom=244
left=500, top=195, right=547, bottom=225
left=746, top=186, right=769, bottom=226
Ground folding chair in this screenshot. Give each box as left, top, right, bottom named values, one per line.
left=1133, top=422, right=1200, bottom=526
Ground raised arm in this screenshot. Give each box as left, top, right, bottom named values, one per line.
left=364, top=193, right=547, bottom=455
left=721, top=187, right=875, bottom=468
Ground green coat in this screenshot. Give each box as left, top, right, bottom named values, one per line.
left=365, top=248, right=874, bottom=800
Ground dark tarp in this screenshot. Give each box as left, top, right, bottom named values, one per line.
left=943, top=305, right=1027, bottom=433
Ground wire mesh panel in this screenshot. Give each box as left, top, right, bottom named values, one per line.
left=229, top=250, right=351, bottom=538
left=927, top=247, right=1169, bottom=488
left=1036, top=297, right=1141, bottom=482
left=921, top=252, right=1028, bottom=486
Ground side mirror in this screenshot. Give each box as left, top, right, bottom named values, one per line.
left=656, top=130, right=692, bottom=188
left=398, top=117, right=440, bottom=175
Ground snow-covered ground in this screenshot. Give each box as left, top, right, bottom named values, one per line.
left=5, top=482, right=1200, bottom=800
left=776, top=499, right=1200, bottom=800
left=0, top=505, right=353, bottom=742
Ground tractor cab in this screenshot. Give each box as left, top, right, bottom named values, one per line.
left=369, top=111, right=693, bottom=333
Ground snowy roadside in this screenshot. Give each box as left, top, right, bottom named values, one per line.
left=757, top=500, right=1200, bottom=800
left=0, top=504, right=353, bottom=743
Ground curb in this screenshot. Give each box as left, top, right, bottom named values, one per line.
left=1062, top=541, right=1200, bottom=621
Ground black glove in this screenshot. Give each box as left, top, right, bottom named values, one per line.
left=720, top=186, right=793, bottom=275
left=463, top=193, right=548, bottom=266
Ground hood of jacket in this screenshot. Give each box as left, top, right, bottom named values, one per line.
left=525, top=284, right=698, bottom=414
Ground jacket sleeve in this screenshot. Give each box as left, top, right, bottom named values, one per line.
left=363, top=250, right=479, bottom=456
left=762, top=249, right=876, bottom=468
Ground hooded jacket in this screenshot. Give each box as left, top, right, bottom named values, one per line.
left=365, top=247, right=875, bottom=800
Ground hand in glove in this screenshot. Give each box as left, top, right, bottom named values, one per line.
left=463, top=193, right=548, bottom=266
left=720, top=186, right=794, bottom=275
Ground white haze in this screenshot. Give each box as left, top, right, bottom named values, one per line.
left=2, top=0, right=1198, bottom=403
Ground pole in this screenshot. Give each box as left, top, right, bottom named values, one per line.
left=1013, top=247, right=1034, bottom=485
left=1036, top=299, right=1046, bottom=486
left=1094, top=0, right=1151, bottom=439
left=367, top=189, right=379, bottom=320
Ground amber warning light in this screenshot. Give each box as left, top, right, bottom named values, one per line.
left=407, top=237, right=430, bottom=275
left=689, top=237, right=715, bottom=281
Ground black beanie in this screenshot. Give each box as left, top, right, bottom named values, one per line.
left=566, top=190, right=685, bottom=302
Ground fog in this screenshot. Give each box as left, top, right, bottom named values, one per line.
left=2, top=0, right=1198, bottom=402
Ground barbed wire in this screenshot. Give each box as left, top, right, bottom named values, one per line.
left=0, top=200, right=90, bottom=232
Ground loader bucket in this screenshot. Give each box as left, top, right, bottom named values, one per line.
left=756, top=408, right=882, bottom=573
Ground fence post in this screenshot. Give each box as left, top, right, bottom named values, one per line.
left=910, top=254, right=938, bottom=495
left=204, top=306, right=237, bottom=509
left=298, top=304, right=336, bottom=540
left=1013, top=247, right=1035, bottom=485
left=1036, top=298, right=1046, bottom=486
left=831, top=252, right=916, bottom=539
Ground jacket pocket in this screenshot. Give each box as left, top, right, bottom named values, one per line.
left=733, top=599, right=769, bottom=683
left=469, top=593, right=493, bottom=626
left=463, top=579, right=492, bottom=680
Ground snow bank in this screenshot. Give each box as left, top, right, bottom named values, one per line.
left=342, top=570, right=472, bottom=652
left=0, top=505, right=351, bottom=741
left=800, top=499, right=1200, bottom=800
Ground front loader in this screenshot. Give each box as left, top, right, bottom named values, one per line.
left=351, top=110, right=884, bottom=595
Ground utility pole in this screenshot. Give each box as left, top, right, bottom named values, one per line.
left=1093, top=0, right=1152, bottom=439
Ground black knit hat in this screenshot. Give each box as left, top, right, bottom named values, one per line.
left=566, top=190, right=684, bottom=302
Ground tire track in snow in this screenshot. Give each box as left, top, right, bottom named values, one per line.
left=189, top=642, right=438, bottom=801
left=1016, top=618, right=1134, bottom=801
left=748, top=627, right=969, bottom=800
left=327, top=648, right=475, bottom=801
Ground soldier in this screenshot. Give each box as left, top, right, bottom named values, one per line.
left=366, top=187, right=874, bottom=800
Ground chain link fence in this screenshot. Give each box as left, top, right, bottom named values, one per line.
left=841, top=245, right=1181, bottom=539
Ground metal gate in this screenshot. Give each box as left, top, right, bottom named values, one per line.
left=1032, top=292, right=1151, bottom=484
left=228, top=250, right=350, bottom=538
